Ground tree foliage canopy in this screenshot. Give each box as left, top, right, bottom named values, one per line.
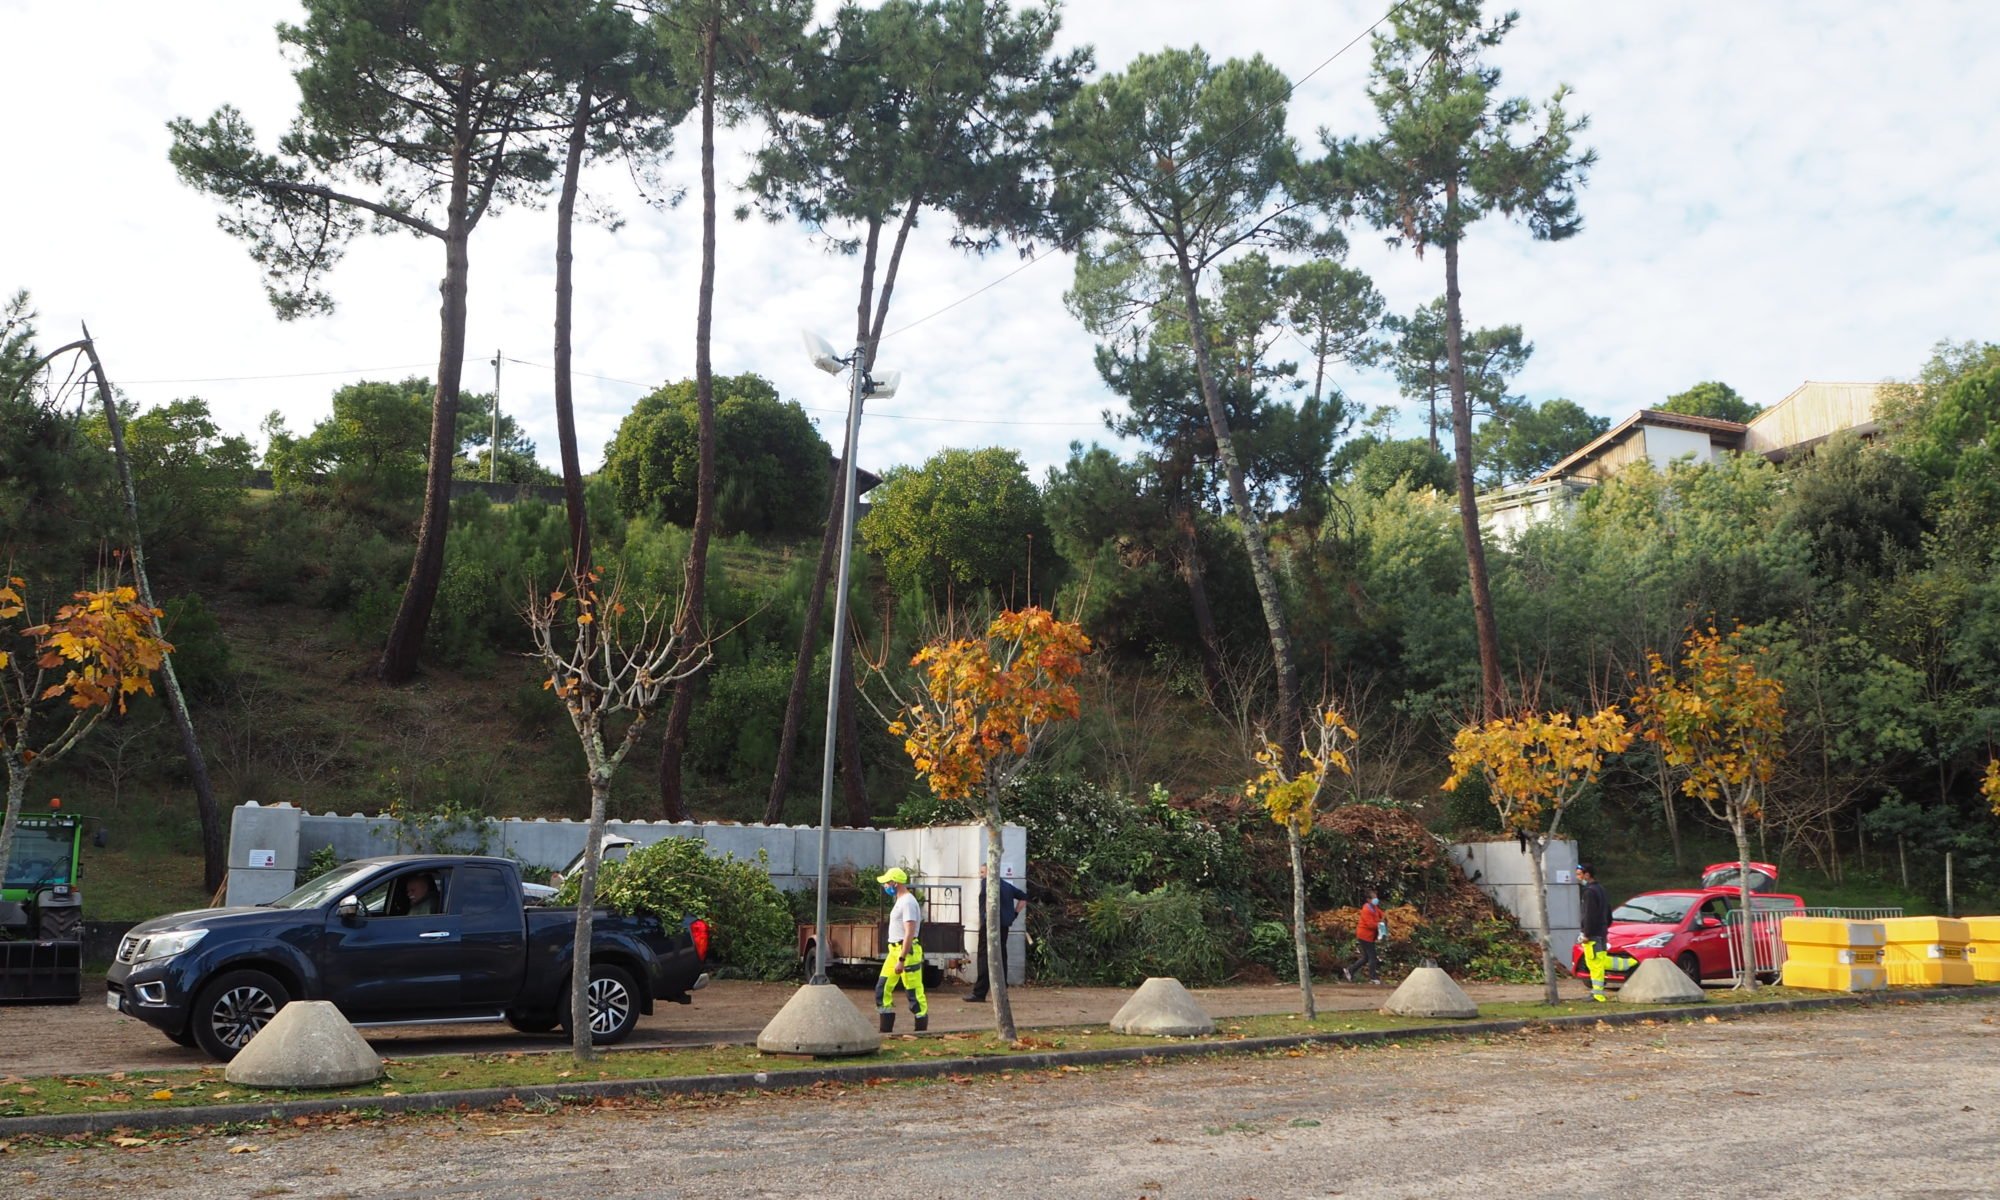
left=601, top=373, right=828, bottom=536
left=859, top=446, right=1052, bottom=599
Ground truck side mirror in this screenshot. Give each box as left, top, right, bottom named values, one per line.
left=337, top=895, right=361, bottom=921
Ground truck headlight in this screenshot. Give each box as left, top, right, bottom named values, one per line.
left=1633, top=933, right=1674, bottom=949
left=132, top=929, right=208, bottom=963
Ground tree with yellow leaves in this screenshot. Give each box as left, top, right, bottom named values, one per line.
left=1, top=579, right=173, bottom=880
left=1244, top=707, right=1355, bottom=1018
left=1633, top=626, right=1786, bottom=991
left=886, top=607, right=1090, bottom=1041
left=525, top=568, right=709, bottom=1059
left=1984, top=757, right=2000, bottom=819
left=1443, top=707, right=1633, bottom=1003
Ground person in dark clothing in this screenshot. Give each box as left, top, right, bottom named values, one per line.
left=1577, top=861, right=1612, bottom=1001
left=964, top=865, right=1027, bottom=1003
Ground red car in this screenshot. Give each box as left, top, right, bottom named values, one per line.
left=1571, top=887, right=1805, bottom=985
left=1700, top=861, right=1780, bottom=893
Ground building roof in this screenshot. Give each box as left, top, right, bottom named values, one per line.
left=1530, top=408, right=1748, bottom=485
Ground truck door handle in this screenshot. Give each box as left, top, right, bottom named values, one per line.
left=419, top=931, right=452, bottom=940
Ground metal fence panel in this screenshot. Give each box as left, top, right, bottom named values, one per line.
left=1724, top=906, right=1904, bottom=981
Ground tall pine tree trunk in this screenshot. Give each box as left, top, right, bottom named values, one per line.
left=1441, top=209, right=1506, bottom=722
left=1173, top=503, right=1226, bottom=704
left=1171, top=250, right=1303, bottom=746
left=764, top=200, right=921, bottom=825
left=380, top=140, right=473, bottom=684
left=552, top=80, right=594, bottom=582
left=82, top=334, right=225, bottom=891
left=661, top=23, right=721, bottom=822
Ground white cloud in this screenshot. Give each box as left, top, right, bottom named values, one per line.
left=2, top=0, right=1995, bottom=480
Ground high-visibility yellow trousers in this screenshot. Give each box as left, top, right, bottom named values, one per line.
left=876, top=940, right=927, bottom=1030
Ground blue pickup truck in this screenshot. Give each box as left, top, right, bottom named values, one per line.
left=106, top=855, right=709, bottom=1060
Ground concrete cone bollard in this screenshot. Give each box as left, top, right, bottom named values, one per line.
left=1618, top=956, right=1707, bottom=1004
left=225, top=1001, right=382, bottom=1088
left=757, top=983, right=884, bottom=1056
left=1380, top=966, right=1479, bottom=1019
left=1109, top=977, right=1215, bottom=1036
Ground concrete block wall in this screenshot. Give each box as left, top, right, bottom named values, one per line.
left=881, top=824, right=1028, bottom=985
left=227, top=803, right=1020, bottom=932
left=1449, top=838, right=1582, bottom=949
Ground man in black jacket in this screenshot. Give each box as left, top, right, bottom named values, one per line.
left=964, top=865, right=1027, bottom=1003
left=1578, top=862, right=1611, bottom=1002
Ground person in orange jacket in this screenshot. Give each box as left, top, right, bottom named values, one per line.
left=1344, top=887, right=1386, bottom=984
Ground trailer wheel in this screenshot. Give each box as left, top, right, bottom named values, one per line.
left=190, top=968, right=291, bottom=1060
left=922, top=962, right=942, bottom=989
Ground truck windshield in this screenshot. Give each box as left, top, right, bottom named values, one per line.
left=267, top=862, right=380, bottom=909
left=4, top=825, right=75, bottom=889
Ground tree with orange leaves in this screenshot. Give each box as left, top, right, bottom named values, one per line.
left=885, top=607, right=1089, bottom=1040
left=1443, top=707, right=1633, bottom=1003
left=1, top=578, right=172, bottom=880
left=1244, top=706, right=1354, bottom=1018
left=1634, top=626, right=1786, bottom=991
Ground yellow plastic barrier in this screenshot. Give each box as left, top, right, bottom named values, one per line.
left=1879, top=916, right=1974, bottom=987
left=1780, top=917, right=1886, bottom=992
left=1964, top=916, right=2000, bottom=983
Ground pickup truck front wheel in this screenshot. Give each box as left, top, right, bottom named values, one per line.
left=190, top=968, right=291, bottom=1060
left=560, top=964, right=640, bottom=1045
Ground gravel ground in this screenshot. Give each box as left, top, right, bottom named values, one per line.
left=1, top=976, right=1551, bottom=1076
left=9, top=998, right=1998, bottom=1199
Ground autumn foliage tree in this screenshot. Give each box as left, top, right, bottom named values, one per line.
left=525, top=568, right=708, bottom=1059
left=1443, top=706, right=1632, bottom=1003
left=884, top=607, right=1088, bottom=1041
left=1634, top=626, right=1786, bottom=991
left=1243, top=707, right=1354, bottom=1018
left=0, top=580, right=172, bottom=876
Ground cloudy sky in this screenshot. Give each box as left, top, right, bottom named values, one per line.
left=3, top=1, right=1997, bottom=481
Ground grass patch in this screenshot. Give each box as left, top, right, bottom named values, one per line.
left=0, top=985, right=1861, bottom=1123
left=80, top=847, right=214, bottom=923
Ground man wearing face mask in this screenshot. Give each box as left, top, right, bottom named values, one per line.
left=875, top=867, right=928, bottom=1034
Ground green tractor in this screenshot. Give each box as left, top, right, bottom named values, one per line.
left=1, top=808, right=86, bottom=1003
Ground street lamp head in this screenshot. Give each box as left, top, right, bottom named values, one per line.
left=801, top=330, right=845, bottom=376
left=865, top=369, right=900, bottom=400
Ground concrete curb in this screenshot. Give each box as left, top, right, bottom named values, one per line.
left=7, top=984, right=1997, bottom=1140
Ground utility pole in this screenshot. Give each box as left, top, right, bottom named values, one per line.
left=489, top=349, right=502, bottom=482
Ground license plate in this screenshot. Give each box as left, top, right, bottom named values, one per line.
left=106, top=989, right=122, bottom=1012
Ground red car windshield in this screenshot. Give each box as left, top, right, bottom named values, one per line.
left=1612, top=894, right=1696, bottom=924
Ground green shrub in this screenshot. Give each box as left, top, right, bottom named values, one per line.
left=556, top=838, right=796, bottom=981
left=295, top=845, right=342, bottom=886
left=1069, top=882, right=1227, bottom=986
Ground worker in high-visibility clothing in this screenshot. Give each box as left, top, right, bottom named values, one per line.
left=875, top=867, right=928, bottom=1033
left=1577, top=862, right=1612, bottom=1001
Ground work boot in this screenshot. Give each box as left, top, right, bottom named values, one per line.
left=963, top=991, right=987, bottom=1002
left=879, top=1012, right=895, bottom=1033
left=914, top=1015, right=928, bottom=1033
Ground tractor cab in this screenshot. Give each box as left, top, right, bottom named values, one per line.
left=1, top=808, right=87, bottom=1002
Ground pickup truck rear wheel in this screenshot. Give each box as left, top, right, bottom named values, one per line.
left=561, top=964, right=640, bottom=1045
left=190, top=968, right=291, bottom=1060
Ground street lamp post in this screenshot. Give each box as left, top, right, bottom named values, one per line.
left=757, top=331, right=897, bottom=1057
left=801, top=332, right=897, bottom=984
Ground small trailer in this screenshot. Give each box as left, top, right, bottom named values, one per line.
left=797, top=881, right=967, bottom=987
